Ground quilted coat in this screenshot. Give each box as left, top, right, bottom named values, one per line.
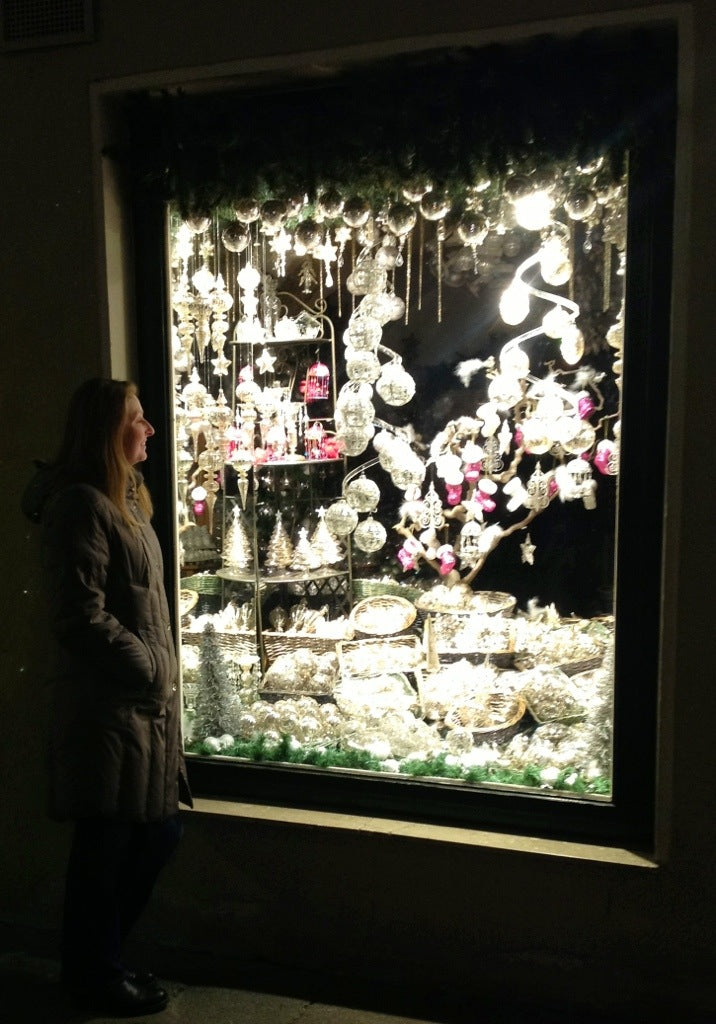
left=27, top=472, right=192, bottom=822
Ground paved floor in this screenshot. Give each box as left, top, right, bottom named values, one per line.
left=2, top=949, right=715, bottom=1024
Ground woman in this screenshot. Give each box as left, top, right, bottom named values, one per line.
left=22, top=378, right=192, bottom=1017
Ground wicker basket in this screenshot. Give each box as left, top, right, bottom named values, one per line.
left=181, top=629, right=258, bottom=659
left=262, top=632, right=338, bottom=665
left=180, top=572, right=224, bottom=595
left=338, top=634, right=423, bottom=677
left=352, top=578, right=424, bottom=604
left=444, top=693, right=527, bottom=744
left=350, top=595, right=417, bottom=638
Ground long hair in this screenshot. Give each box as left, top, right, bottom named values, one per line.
left=52, top=378, right=153, bottom=527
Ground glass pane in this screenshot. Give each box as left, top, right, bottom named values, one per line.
left=169, top=160, right=624, bottom=801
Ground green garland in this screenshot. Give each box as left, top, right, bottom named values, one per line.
left=186, top=735, right=610, bottom=795
left=117, top=25, right=676, bottom=218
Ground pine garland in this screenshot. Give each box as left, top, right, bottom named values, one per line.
left=185, top=734, right=609, bottom=794
left=116, top=26, right=676, bottom=218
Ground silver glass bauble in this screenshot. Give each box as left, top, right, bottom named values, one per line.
left=324, top=500, right=359, bottom=537
left=234, top=198, right=260, bottom=223
left=352, top=516, right=387, bottom=553
left=375, top=362, right=416, bottom=406
left=342, top=196, right=371, bottom=228
left=221, top=222, right=251, bottom=253
left=344, top=476, right=381, bottom=512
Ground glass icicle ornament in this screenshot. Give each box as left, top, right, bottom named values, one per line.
left=353, top=516, right=387, bottom=553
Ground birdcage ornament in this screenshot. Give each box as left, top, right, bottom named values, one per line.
left=526, top=462, right=550, bottom=511
left=305, top=358, right=330, bottom=401
left=457, top=519, right=483, bottom=567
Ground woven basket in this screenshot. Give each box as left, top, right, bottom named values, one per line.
left=445, top=694, right=527, bottom=744
left=338, top=634, right=423, bottom=677
left=262, top=632, right=338, bottom=665
left=352, top=578, right=424, bottom=604
left=180, top=573, right=224, bottom=595
left=350, top=595, right=417, bottom=638
left=181, top=629, right=258, bottom=659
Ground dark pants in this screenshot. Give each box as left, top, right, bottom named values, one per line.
left=61, top=815, right=183, bottom=987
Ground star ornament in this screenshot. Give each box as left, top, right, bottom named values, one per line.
left=255, top=347, right=277, bottom=374
left=520, top=533, right=536, bottom=565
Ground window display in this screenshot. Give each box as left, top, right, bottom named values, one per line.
left=114, top=29, right=671, bottom=832
left=168, top=153, right=625, bottom=800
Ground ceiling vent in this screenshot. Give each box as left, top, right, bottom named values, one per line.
left=1, top=0, right=94, bottom=51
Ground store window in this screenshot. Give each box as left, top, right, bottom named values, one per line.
left=124, top=25, right=676, bottom=842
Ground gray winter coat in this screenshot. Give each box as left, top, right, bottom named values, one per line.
left=29, top=474, right=192, bottom=822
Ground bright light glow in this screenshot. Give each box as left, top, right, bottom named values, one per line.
left=499, top=280, right=530, bottom=325
left=512, top=189, right=554, bottom=231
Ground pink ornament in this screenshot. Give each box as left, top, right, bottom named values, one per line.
left=464, top=462, right=482, bottom=483
left=397, top=547, right=416, bottom=571
left=594, top=439, right=616, bottom=475
left=475, top=491, right=496, bottom=513
left=439, top=552, right=457, bottom=575
left=445, top=483, right=463, bottom=506
left=514, top=428, right=524, bottom=446
left=578, top=394, right=595, bottom=419
left=548, top=478, right=559, bottom=497
left=193, top=500, right=206, bottom=517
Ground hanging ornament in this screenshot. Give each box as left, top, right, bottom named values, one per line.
left=345, top=348, right=381, bottom=383
left=353, top=516, right=387, bottom=553
left=345, top=313, right=382, bottom=351
left=255, top=348, right=277, bottom=375
left=456, top=520, right=483, bottom=568
left=560, top=321, right=585, bottom=364
left=317, top=188, right=344, bottom=221
left=344, top=475, right=380, bottom=513
left=564, top=188, right=597, bottom=221
left=402, top=176, right=432, bottom=203
left=420, top=191, right=450, bottom=324
left=457, top=211, right=489, bottom=272
left=520, top=533, right=537, bottom=565
left=294, top=218, right=322, bottom=254
left=417, top=482, right=446, bottom=530
left=185, top=215, right=211, bottom=234
left=526, top=463, right=551, bottom=510
left=324, top=500, right=359, bottom=537
left=375, top=361, right=416, bottom=406
left=305, top=357, right=331, bottom=401
left=260, top=199, right=286, bottom=235
left=342, top=196, right=371, bottom=229
left=221, top=222, right=251, bottom=253
left=234, top=198, right=260, bottom=224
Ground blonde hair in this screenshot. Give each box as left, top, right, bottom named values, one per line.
left=53, top=378, right=153, bottom=528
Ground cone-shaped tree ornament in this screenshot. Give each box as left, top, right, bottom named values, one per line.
left=223, top=505, right=253, bottom=571
left=264, top=512, right=295, bottom=569
left=292, top=527, right=322, bottom=572
left=310, top=507, right=344, bottom=566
